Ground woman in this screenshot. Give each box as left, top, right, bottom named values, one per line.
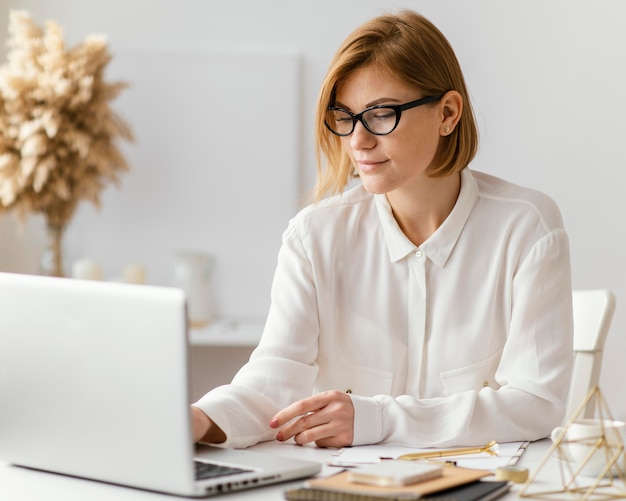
left=192, top=9, right=573, bottom=449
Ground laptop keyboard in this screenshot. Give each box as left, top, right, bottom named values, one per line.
left=194, top=461, right=253, bottom=480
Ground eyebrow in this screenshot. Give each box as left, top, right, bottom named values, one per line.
left=334, top=97, right=405, bottom=110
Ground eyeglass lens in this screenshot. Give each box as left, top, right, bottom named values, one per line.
left=326, top=107, right=399, bottom=136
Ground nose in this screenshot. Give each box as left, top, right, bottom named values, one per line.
left=349, top=120, right=376, bottom=150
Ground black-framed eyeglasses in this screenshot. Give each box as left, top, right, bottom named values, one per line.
left=324, top=93, right=444, bottom=137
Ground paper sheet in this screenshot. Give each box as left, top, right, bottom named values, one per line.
left=328, top=441, right=528, bottom=470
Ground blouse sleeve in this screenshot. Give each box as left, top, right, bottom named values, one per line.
left=193, top=218, right=321, bottom=448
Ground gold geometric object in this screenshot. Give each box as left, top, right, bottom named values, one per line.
left=519, top=386, right=626, bottom=501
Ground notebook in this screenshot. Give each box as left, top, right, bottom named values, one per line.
left=291, top=465, right=493, bottom=500
left=0, top=271, right=321, bottom=497
left=284, top=479, right=511, bottom=501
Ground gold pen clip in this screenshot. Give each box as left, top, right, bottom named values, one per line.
left=397, top=440, right=499, bottom=461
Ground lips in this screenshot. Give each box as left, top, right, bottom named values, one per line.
left=355, top=159, right=387, bottom=173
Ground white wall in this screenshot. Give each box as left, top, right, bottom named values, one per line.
left=2, top=0, right=625, bottom=418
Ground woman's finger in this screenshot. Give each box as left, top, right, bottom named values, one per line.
left=269, top=393, right=329, bottom=429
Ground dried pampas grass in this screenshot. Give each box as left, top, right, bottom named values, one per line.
left=0, top=10, right=133, bottom=228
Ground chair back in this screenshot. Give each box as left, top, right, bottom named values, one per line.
left=565, top=289, right=616, bottom=421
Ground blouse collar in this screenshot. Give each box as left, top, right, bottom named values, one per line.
left=374, top=168, right=478, bottom=267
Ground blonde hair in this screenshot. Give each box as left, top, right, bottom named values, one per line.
left=313, top=10, right=478, bottom=201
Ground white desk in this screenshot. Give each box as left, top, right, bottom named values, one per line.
left=0, top=439, right=570, bottom=501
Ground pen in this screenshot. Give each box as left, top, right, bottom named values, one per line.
left=397, top=440, right=499, bottom=461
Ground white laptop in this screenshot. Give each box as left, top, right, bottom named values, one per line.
left=0, top=272, right=321, bottom=497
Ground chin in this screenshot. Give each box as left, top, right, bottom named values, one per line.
left=360, top=179, right=391, bottom=195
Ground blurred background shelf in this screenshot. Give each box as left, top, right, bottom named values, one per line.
left=188, top=318, right=264, bottom=401
left=189, top=318, right=264, bottom=348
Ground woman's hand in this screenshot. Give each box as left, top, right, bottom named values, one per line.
left=269, top=390, right=354, bottom=448
left=191, top=406, right=226, bottom=444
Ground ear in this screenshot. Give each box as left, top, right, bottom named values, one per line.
left=439, top=90, right=463, bottom=136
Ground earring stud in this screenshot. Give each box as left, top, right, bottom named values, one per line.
left=444, top=125, right=450, bottom=134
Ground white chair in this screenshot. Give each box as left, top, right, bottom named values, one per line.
left=565, top=289, right=616, bottom=421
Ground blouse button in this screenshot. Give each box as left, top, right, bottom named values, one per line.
left=482, top=381, right=489, bottom=388
left=345, top=389, right=352, bottom=394
left=415, top=250, right=423, bottom=258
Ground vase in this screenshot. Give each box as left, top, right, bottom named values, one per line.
left=173, top=250, right=214, bottom=328
left=40, top=222, right=66, bottom=277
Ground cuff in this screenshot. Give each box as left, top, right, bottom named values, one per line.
left=350, top=394, right=383, bottom=445
left=193, top=388, right=234, bottom=448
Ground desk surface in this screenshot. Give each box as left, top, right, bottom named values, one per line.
left=0, top=439, right=598, bottom=500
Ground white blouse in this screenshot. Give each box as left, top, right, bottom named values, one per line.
left=195, top=168, right=573, bottom=449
